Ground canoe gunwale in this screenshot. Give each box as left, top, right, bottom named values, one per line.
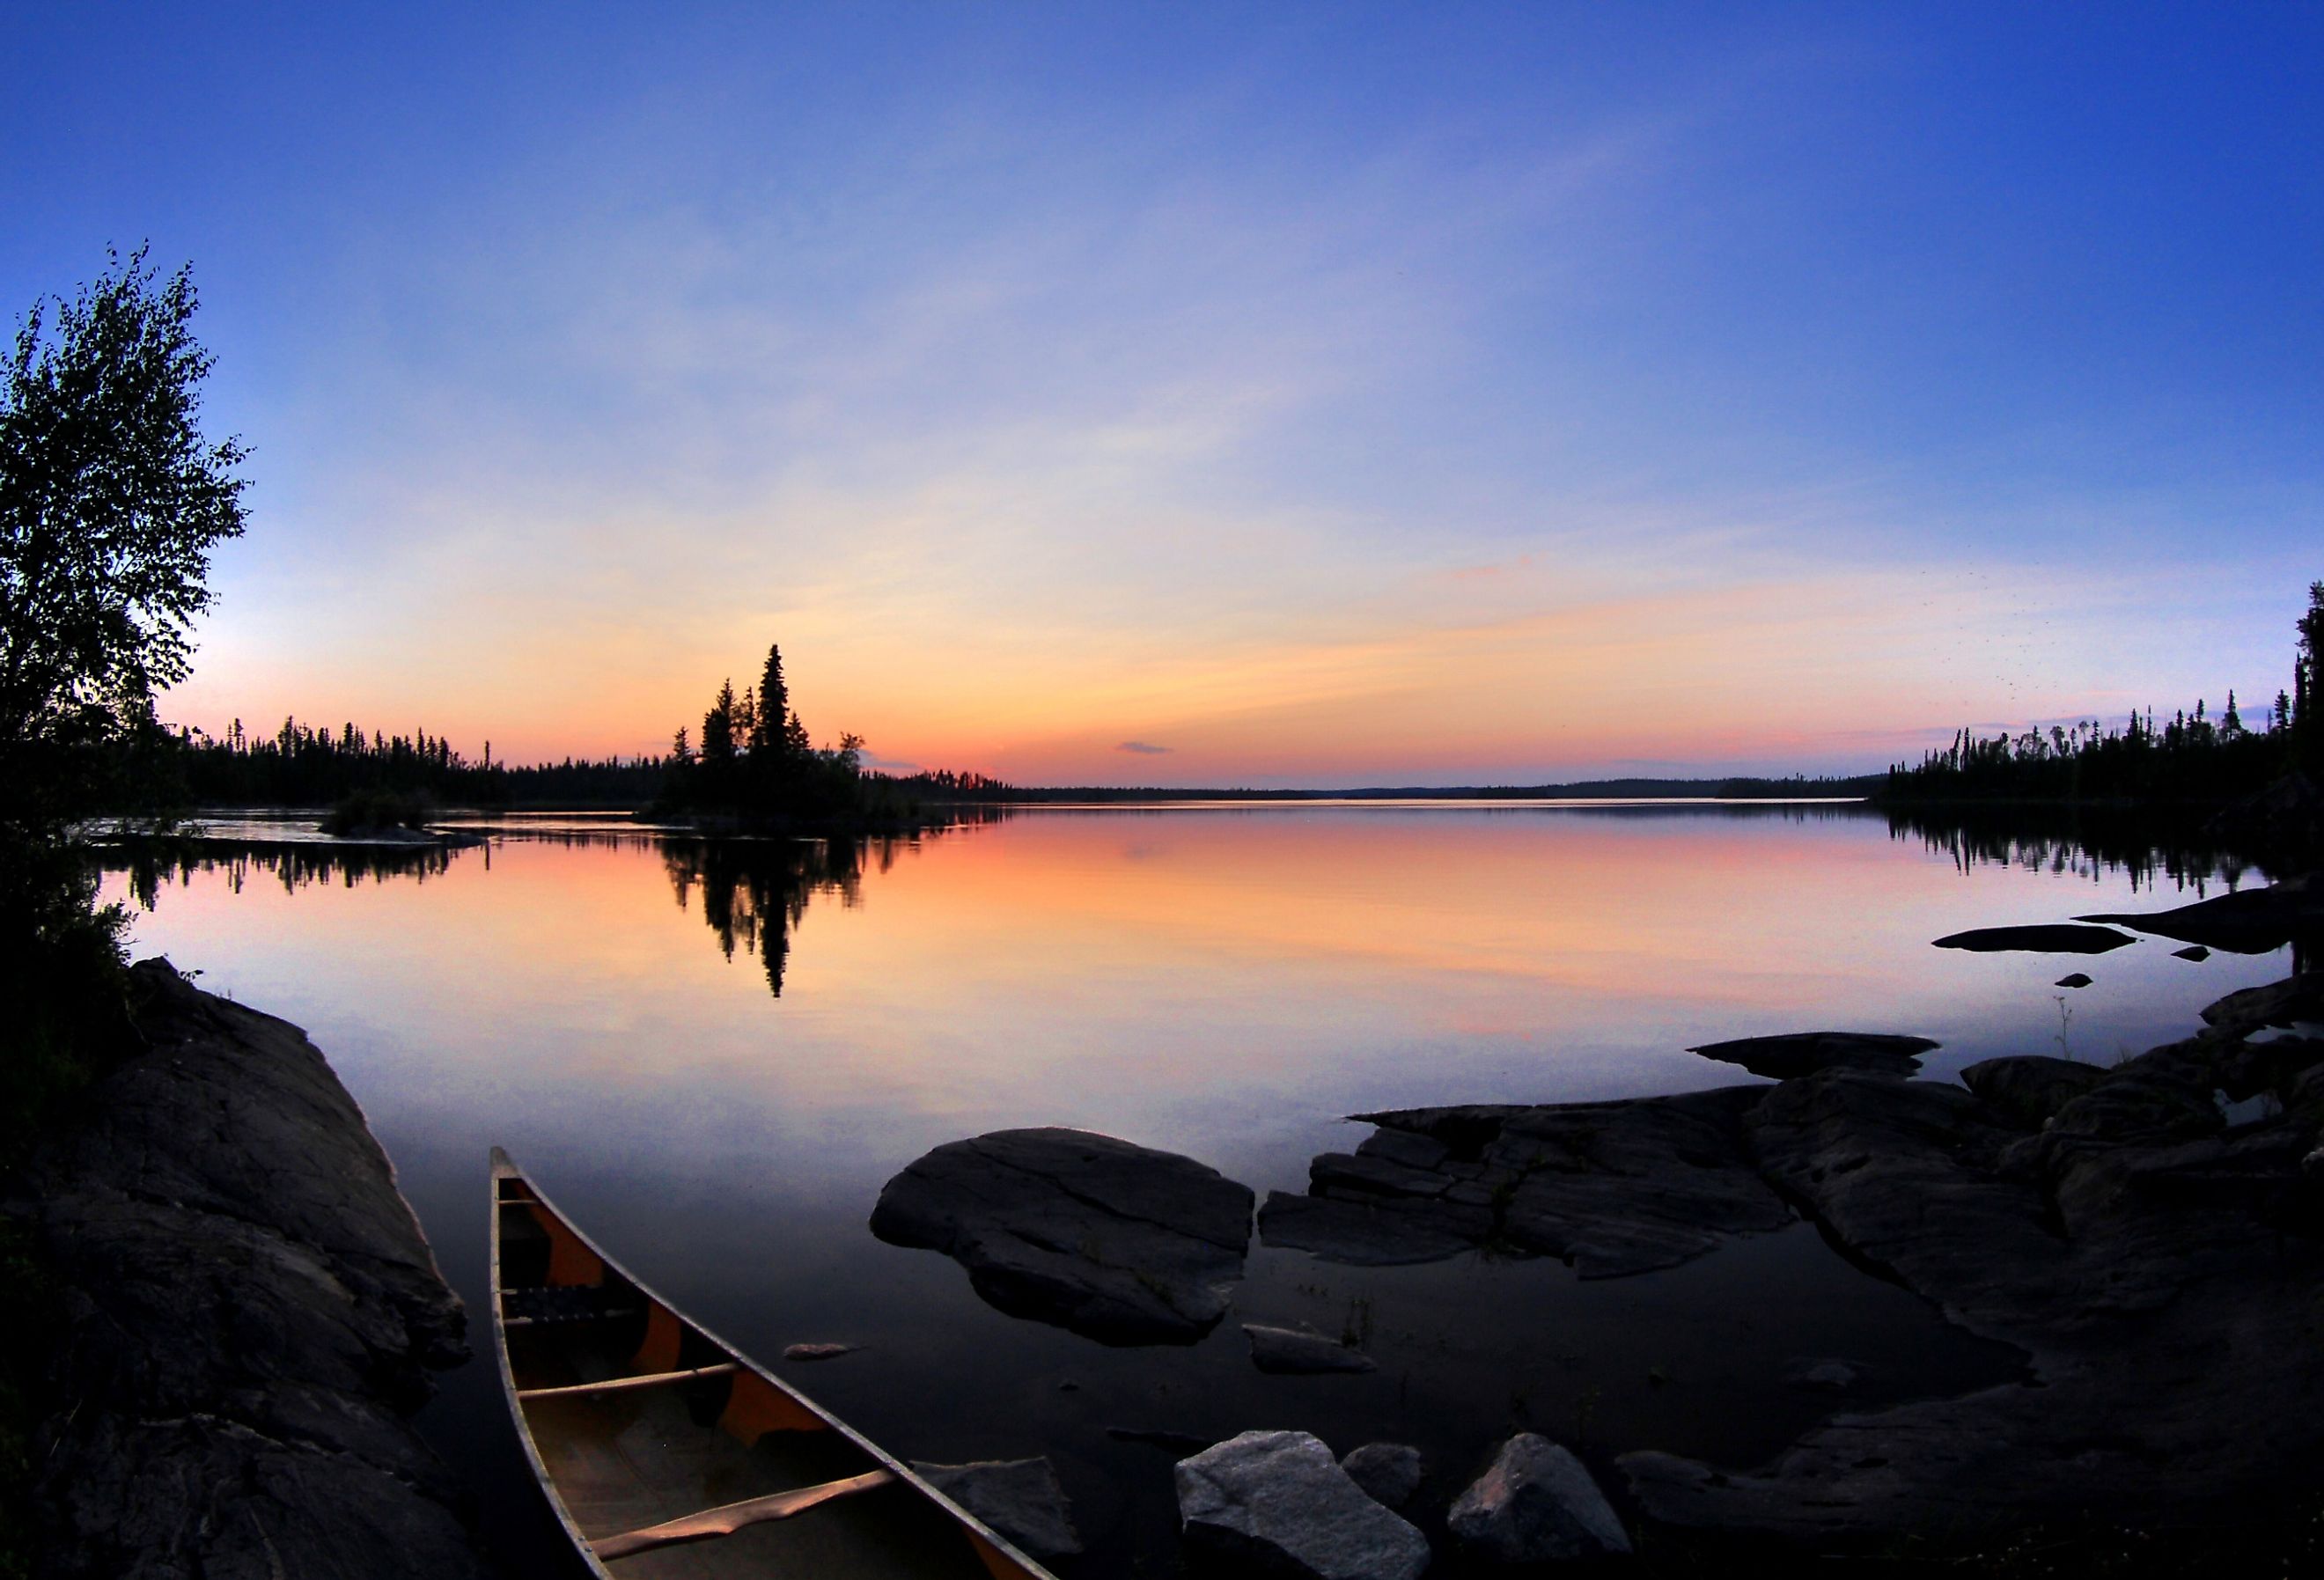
left=486, top=1146, right=1060, bottom=1579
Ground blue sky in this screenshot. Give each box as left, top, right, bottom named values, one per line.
left=5, top=3, right=2318, bottom=782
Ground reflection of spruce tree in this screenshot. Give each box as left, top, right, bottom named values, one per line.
left=662, top=834, right=871, bottom=998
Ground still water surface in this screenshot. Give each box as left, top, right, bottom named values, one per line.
left=100, top=805, right=2286, bottom=1574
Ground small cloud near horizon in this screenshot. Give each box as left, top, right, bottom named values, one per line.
left=1117, top=740, right=1173, bottom=755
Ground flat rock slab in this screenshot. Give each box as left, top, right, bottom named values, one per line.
left=1177, top=1430, right=1430, bottom=1580
left=1933, top=923, right=2136, bottom=953
left=1448, top=1433, right=1632, bottom=1562
left=1261, top=1088, right=1792, bottom=1278
left=1959, top=1055, right=2108, bottom=1129
left=869, top=1128, right=1254, bottom=1344
left=11, top=959, right=493, bottom=1580
left=1243, top=1322, right=1377, bottom=1374
left=910, top=1457, right=1082, bottom=1560
left=1688, top=1031, right=1937, bottom=1080
left=2082, top=879, right=2324, bottom=954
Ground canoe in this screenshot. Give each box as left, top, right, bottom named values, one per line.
left=489, top=1148, right=1060, bottom=1579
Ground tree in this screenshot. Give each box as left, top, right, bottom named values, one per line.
left=2298, top=580, right=2324, bottom=774
left=0, top=248, right=247, bottom=767
left=754, top=643, right=791, bottom=758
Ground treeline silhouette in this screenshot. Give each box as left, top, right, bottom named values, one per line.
left=1883, top=581, right=2324, bottom=807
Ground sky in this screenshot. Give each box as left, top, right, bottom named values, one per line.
left=4, top=2, right=2320, bottom=785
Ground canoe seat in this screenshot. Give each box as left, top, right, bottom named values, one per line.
left=502, top=1285, right=637, bottom=1325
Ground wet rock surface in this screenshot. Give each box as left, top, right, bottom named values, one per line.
left=1341, top=1443, right=1423, bottom=1509
left=870, top=1127, right=1255, bottom=1344
left=910, top=1456, right=1083, bottom=1560
left=2082, top=876, right=2324, bottom=954
left=1688, top=1031, right=1936, bottom=1080
left=1258, top=1087, right=1793, bottom=1277
left=1447, top=1432, right=1632, bottom=1562
left=1176, top=1430, right=1431, bottom=1580
left=1932, top=922, right=2137, bottom=953
left=10, top=959, right=494, bottom=1580
left=1243, top=1321, right=1377, bottom=1374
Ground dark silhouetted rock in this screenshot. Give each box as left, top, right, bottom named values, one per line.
left=869, top=1128, right=1254, bottom=1344
left=2202, top=974, right=2324, bottom=1033
left=783, top=1341, right=859, bottom=1362
left=1932, top=923, right=2136, bottom=954
left=1689, top=1031, right=1937, bottom=1080
left=911, top=1457, right=1082, bottom=1560
left=1244, top=1322, right=1376, bottom=1374
left=2082, top=877, right=2324, bottom=954
left=2056, top=973, right=2093, bottom=988
left=1960, top=1055, right=2108, bottom=1129
left=12, top=959, right=494, bottom=1580
left=1261, top=1088, right=1791, bottom=1278
left=1783, top=1357, right=1862, bottom=1393
left=1447, top=1433, right=1631, bottom=1562
left=1342, top=1443, right=1423, bottom=1509
left=2174, top=945, right=2212, bottom=961
left=1177, top=1430, right=1430, bottom=1580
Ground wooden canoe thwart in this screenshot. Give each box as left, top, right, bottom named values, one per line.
left=488, top=1148, right=1057, bottom=1580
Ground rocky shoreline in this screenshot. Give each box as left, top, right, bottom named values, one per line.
left=8, top=959, right=497, bottom=1579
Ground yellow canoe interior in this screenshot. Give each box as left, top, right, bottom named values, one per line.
left=490, top=1154, right=1050, bottom=1580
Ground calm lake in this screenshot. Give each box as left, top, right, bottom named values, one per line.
left=99, top=803, right=2288, bottom=1575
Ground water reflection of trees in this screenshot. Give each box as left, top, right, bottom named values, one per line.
left=105, top=837, right=468, bottom=908
left=662, top=836, right=885, bottom=996
left=1880, top=804, right=2267, bottom=894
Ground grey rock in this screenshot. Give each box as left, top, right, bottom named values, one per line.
left=869, top=1128, right=1254, bottom=1344
left=1342, top=1443, right=1423, bottom=1509
left=12, top=959, right=493, bottom=1579
left=1960, top=1055, right=2108, bottom=1129
left=910, top=1457, right=1082, bottom=1559
left=782, top=1341, right=859, bottom=1362
left=1932, top=923, right=2136, bottom=953
left=1257, top=1191, right=1485, bottom=1266
left=1689, top=1030, right=1936, bottom=1080
left=1176, top=1430, right=1430, bottom=1580
left=1448, top=1433, right=1631, bottom=1562
left=1243, top=1322, right=1377, bottom=1374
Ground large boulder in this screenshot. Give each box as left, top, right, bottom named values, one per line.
left=1959, top=1055, right=2108, bottom=1129
left=909, top=1457, right=1082, bottom=1560
left=1342, top=1443, right=1423, bottom=1509
left=1176, top=1431, right=1431, bottom=1580
left=869, top=1128, right=1254, bottom=1344
left=12, top=959, right=493, bottom=1579
left=1688, top=1031, right=1936, bottom=1080
left=1447, top=1433, right=1631, bottom=1562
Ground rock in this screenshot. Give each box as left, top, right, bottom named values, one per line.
left=2082, top=876, right=2324, bottom=954
left=2055, top=973, right=2093, bottom=988
left=868, top=1128, right=1254, bottom=1344
left=2173, top=945, right=2212, bottom=961
left=1342, top=1443, right=1423, bottom=1509
left=1243, top=1322, right=1376, bottom=1374
left=1688, top=1031, right=1937, bottom=1080
left=910, top=1457, right=1083, bottom=1559
left=1261, top=1088, right=1792, bottom=1279
left=1447, top=1433, right=1631, bottom=1562
left=1783, top=1357, right=1862, bottom=1393
left=2201, top=975, right=2324, bottom=1033
left=11, top=959, right=494, bottom=1579
left=1176, top=1430, right=1430, bottom=1580
left=1932, top=923, right=2136, bottom=954
left=782, top=1341, right=859, bottom=1362
left=1960, top=1055, right=2108, bottom=1129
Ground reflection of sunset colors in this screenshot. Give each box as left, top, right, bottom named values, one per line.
left=10, top=9, right=2317, bottom=783
left=103, top=812, right=2288, bottom=1172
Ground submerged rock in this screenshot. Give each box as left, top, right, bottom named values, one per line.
left=1342, top=1443, right=1423, bottom=1509
left=1932, top=923, right=2136, bottom=954
left=1243, top=1322, right=1376, bottom=1375
left=1688, top=1030, right=1937, bottom=1080
left=1447, top=1433, right=1632, bottom=1562
left=2173, top=944, right=2212, bottom=961
left=2056, top=972, right=2093, bottom=988
left=782, top=1341, right=859, bottom=1362
left=869, top=1128, right=1254, bottom=1344
left=1176, top=1430, right=1430, bottom=1580
left=910, top=1457, right=1082, bottom=1560
left=12, top=959, right=492, bottom=1580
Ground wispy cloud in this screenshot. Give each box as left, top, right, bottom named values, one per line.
left=1117, top=740, right=1173, bottom=755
